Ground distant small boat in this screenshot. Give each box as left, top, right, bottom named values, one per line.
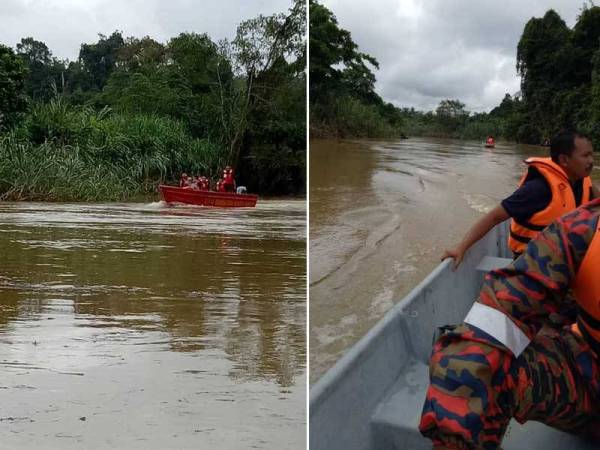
left=485, top=143, right=495, bottom=148
left=159, top=185, right=258, bottom=208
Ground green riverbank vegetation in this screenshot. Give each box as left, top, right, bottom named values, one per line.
left=0, top=0, right=305, bottom=201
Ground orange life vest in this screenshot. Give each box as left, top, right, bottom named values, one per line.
left=508, top=157, right=592, bottom=254
left=572, top=222, right=600, bottom=355
left=223, top=169, right=234, bottom=185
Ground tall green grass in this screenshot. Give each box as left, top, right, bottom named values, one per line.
left=0, top=98, right=226, bottom=201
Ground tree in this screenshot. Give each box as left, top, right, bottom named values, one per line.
left=168, top=33, right=230, bottom=94
left=0, top=44, right=28, bottom=130
left=78, top=31, right=125, bottom=91
left=435, top=99, right=468, bottom=133
left=16, top=37, right=66, bottom=100
left=226, top=0, right=306, bottom=167
left=309, top=0, right=378, bottom=104
left=101, top=68, right=191, bottom=118
left=115, top=36, right=166, bottom=70
left=516, top=10, right=574, bottom=136
left=490, top=93, right=514, bottom=118
left=16, top=37, right=52, bottom=65
left=164, top=33, right=233, bottom=139
left=571, top=4, right=600, bottom=85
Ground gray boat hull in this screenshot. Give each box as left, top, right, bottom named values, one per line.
left=310, top=222, right=597, bottom=450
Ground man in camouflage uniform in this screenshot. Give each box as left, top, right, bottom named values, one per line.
left=419, top=198, right=600, bottom=449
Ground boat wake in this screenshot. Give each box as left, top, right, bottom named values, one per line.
left=142, top=201, right=168, bottom=210
left=310, top=210, right=403, bottom=288
left=462, top=193, right=495, bottom=214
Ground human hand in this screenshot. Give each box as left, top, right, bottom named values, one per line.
left=441, top=246, right=465, bottom=270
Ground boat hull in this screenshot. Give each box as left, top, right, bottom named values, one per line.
left=159, top=185, right=258, bottom=208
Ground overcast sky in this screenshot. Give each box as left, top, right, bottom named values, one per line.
left=321, top=0, right=587, bottom=112
left=0, top=0, right=292, bottom=61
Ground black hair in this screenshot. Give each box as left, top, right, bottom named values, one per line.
left=550, top=130, right=591, bottom=163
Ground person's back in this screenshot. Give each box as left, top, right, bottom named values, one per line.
left=222, top=166, right=235, bottom=192
left=442, top=130, right=597, bottom=267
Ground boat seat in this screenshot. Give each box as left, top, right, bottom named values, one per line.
left=369, top=363, right=598, bottom=449
left=476, top=255, right=513, bottom=273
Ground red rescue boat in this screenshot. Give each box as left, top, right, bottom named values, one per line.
left=159, top=185, right=258, bottom=208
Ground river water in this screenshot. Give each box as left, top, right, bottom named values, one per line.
left=0, top=200, right=306, bottom=449
left=310, top=137, right=600, bottom=382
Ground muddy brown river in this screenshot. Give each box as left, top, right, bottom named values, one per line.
left=0, top=200, right=305, bottom=449
left=310, top=137, right=600, bottom=382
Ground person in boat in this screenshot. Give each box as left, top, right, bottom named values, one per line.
left=189, top=176, right=199, bottom=190
left=222, top=166, right=236, bottom=193
left=216, top=180, right=226, bottom=192
left=442, top=130, right=598, bottom=267
left=486, top=135, right=495, bottom=146
left=179, top=173, right=189, bottom=188
left=198, top=176, right=209, bottom=191
left=420, top=199, right=600, bottom=448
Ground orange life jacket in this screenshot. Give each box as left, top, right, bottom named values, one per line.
left=223, top=169, right=234, bottom=185
left=572, top=222, right=600, bottom=355
left=508, top=157, right=592, bottom=254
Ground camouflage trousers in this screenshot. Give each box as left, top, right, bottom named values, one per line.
left=419, top=324, right=600, bottom=450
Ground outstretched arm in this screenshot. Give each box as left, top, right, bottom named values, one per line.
left=441, top=204, right=510, bottom=269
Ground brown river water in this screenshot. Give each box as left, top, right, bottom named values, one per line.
left=310, top=137, right=600, bottom=382
left=0, top=200, right=305, bottom=449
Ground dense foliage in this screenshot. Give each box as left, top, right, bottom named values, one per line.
left=0, top=45, right=27, bottom=130
left=0, top=1, right=305, bottom=200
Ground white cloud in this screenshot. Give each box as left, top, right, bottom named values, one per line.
left=0, top=0, right=292, bottom=61
left=320, top=0, right=585, bottom=111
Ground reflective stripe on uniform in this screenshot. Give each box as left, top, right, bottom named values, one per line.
left=464, top=302, right=531, bottom=357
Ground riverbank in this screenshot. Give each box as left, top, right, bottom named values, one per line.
left=0, top=99, right=305, bottom=202
left=309, top=107, right=405, bottom=140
